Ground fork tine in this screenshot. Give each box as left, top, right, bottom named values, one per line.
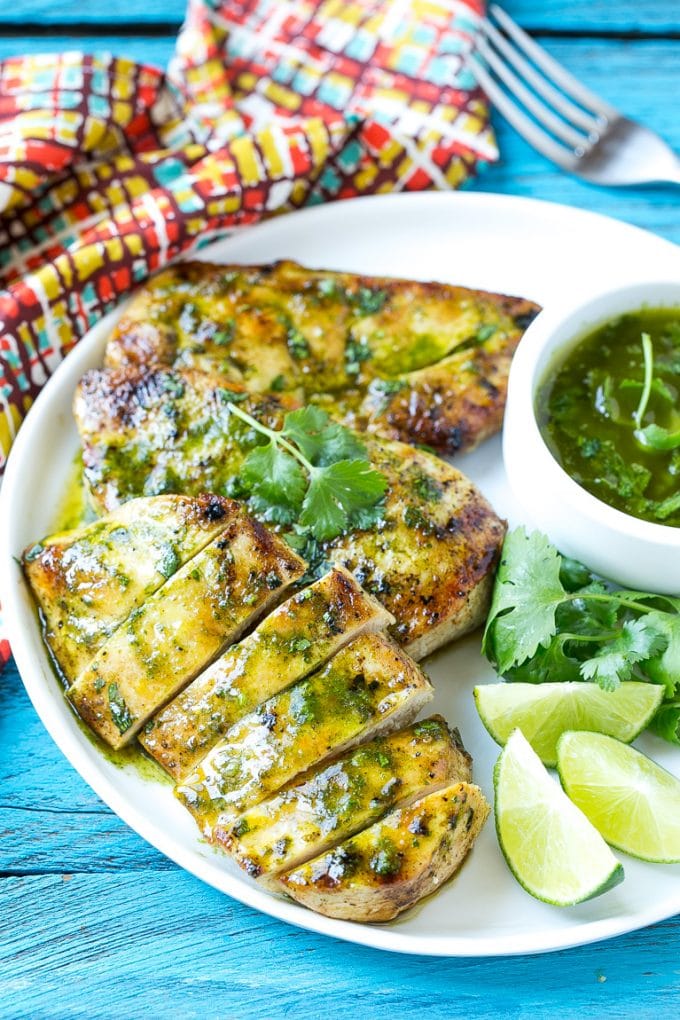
left=481, top=18, right=603, bottom=135
left=476, top=33, right=589, bottom=150
left=489, top=4, right=619, bottom=121
left=466, top=54, right=578, bottom=170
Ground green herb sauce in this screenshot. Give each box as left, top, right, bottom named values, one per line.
left=539, top=309, right=680, bottom=526
left=52, top=452, right=97, bottom=532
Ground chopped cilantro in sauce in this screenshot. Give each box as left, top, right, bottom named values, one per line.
left=539, top=310, right=680, bottom=527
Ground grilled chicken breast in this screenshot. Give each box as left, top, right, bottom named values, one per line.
left=105, top=260, right=539, bottom=453
left=68, top=508, right=305, bottom=748
left=176, top=632, right=433, bottom=836
left=74, top=370, right=505, bottom=658
left=280, top=782, right=489, bottom=922
left=141, top=567, right=393, bottom=779
left=74, top=369, right=297, bottom=509
left=217, top=716, right=471, bottom=881
left=22, top=494, right=236, bottom=683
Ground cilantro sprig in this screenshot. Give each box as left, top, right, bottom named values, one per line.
left=225, top=402, right=387, bottom=544
left=483, top=528, right=680, bottom=744
left=633, top=331, right=680, bottom=450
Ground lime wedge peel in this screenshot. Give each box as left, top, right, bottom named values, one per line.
left=494, top=729, right=625, bottom=906
left=475, top=681, right=664, bottom=767
left=557, top=731, right=680, bottom=864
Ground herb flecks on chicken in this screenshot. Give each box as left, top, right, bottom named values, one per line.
left=74, top=371, right=506, bottom=658
left=106, top=260, right=540, bottom=454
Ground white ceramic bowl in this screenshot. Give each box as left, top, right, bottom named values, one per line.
left=503, top=280, right=680, bottom=594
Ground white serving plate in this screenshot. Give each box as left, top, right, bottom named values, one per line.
left=1, top=192, right=679, bottom=957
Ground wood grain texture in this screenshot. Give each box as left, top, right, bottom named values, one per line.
left=0, top=0, right=678, bottom=33
left=1, top=870, right=679, bottom=1020
left=1, top=5, right=680, bottom=1015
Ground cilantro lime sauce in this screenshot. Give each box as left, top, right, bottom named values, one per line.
left=51, top=452, right=97, bottom=532
left=539, top=309, right=680, bottom=527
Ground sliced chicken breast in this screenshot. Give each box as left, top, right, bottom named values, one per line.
left=216, top=716, right=471, bottom=881
left=279, top=782, right=489, bottom=922
left=176, top=632, right=433, bottom=836
left=140, top=567, right=393, bottom=779
left=22, top=494, right=236, bottom=683
left=68, top=510, right=305, bottom=748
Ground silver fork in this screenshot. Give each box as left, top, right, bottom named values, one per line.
left=468, top=4, right=680, bottom=187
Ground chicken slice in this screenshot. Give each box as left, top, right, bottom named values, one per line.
left=22, top=494, right=235, bottom=683
left=216, top=716, right=471, bottom=881
left=140, top=567, right=393, bottom=779
left=176, top=632, right=433, bottom=836
left=68, top=510, right=305, bottom=748
left=279, top=782, right=489, bottom=922
left=74, top=369, right=505, bottom=659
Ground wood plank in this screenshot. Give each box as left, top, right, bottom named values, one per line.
left=0, top=806, right=171, bottom=873
left=0, top=870, right=678, bottom=1019
left=0, top=0, right=678, bottom=33
left=512, top=0, right=680, bottom=33
left=0, top=664, right=110, bottom=814
left=0, top=0, right=185, bottom=27
left=0, top=34, right=171, bottom=65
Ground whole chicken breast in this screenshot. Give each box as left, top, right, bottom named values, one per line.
left=105, top=260, right=539, bottom=453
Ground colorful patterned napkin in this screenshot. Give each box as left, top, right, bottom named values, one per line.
left=0, top=0, right=496, bottom=672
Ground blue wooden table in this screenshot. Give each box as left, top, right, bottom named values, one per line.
left=2, top=3, right=680, bottom=1017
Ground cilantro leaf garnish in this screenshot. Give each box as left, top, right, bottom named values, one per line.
left=226, top=403, right=388, bottom=544
left=502, top=634, right=584, bottom=685
left=643, top=610, right=680, bottom=696
left=649, top=700, right=680, bottom=745
left=299, top=459, right=386, bottom=540
left=482, top=528, right=566, bottom=673
left=282, top=407, right=365, bottom=465
left=635, top=422, right=680, bottom=451
left=580, top=618, right=665, bottom=691
left=483, top=528, right=680, bottom=744
left=241, top=443, right=307, bottom=525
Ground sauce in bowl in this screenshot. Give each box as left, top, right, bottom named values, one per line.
left=539, top=309, right=680, bottom=527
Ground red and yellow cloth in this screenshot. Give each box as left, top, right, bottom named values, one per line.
left=0, top=0, right=496, bottom=671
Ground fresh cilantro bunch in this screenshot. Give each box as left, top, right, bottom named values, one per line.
left=482, top=527, right=680, bottom=745
left=225, top=402, right=387, bottom=547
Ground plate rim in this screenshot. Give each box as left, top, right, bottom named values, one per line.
left=2, top=190, right=680, bottom=957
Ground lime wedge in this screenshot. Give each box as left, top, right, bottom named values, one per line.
left=475, top=681, right=663, bottom=767
left=557, top=731, right=680, bottom=864
left=494, top=729, right=624, bottom=905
